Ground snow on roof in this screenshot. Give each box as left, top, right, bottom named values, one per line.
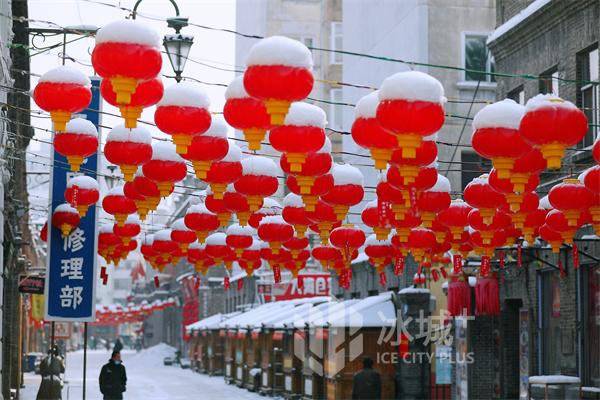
left=331, top=163, right=364, bottom=186
left=528, top=375, right=580, bottom=384
left=106, top=124, right=152, bottom=144
left=379, top=71, right=445, bottom=104
left=171, top=218, right=191, bottom=232
left=352, top=251, right=369, bottom=265
left=54, top=203, right=78, bottom=214
left=187, top=203, right=215, bottom=216
left=226, top=223, right=255, bottom=236
left=398, top=287, right=430, bottom=295
left=150, top=141, right=183, bottom=162
left=188, top=312, right=243, bottom=331
left=355, top=91, right=379, bottom=119
left=39, top=65, right=91, bottom=86
left=154, top=229, right=172, bottom=241
left=205, top=232, right=227, bottom=245
left=241, top=155, right=278, bottom=177
left=283, top=193, right=305, bottom=208
left=271, top=299, right=333, bottom=329
left=293, top=300, right=353, bottom=328
left=106, top=185, right=125, bottom=197
left=204, top=115, right=229, bottom=138
left=487, top=0, right=552, bottom=44
left=283, top=102, right=327, bottom=128
left=158, top=82, right=210, bottom=109
left=222, top=141, right=242, bottom=162
left=95, top=19, right=161, bottom=48
left=67, top=175, right=99, bottom=190
left=219, top=302, right=282, bottom=329
left=524, top=93, right=578, bottom=113
left=63, top=117, right=97, bottom=136
left=429, top=174, right=451, bottom=193
left=225, top=76, right=248, bottom=100
left=246, top=35, right=313, bottom=69
left=473, top=99, right=524, bottom=130
left=323, top=293, right=396, bottom=328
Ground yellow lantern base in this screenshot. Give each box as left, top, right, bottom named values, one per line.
left=510, top=173, right=529, bottom=194
left=265, top=99, right=290, bottom=126
left=51, top=111, right=72, bottom=132
left=120, top=105, right=142, bottom=129
left=296, top=176, right=316, bottom=195
left=396, top=134, right=422, bottom=159
left=247, top=195, right=262, bottom=212
left=295, top=224, right=307, bottom=238
left=492, top=157, right=514, bottom=180
left=373, top=226, right=390, bottom=241
left=237, top=211, right=250, bottom=226
left=370, top=148, right=392, bottom=170
left=210, top=183, right=226, bottom=200
left=479, top=208, right=495, bottom=225
left=76, top=204, right=89, bottom=218
left=120, top=164, right=137, bottom=182
left=243, top=128, right=267, bottom=151
left=420, top=212, right=435, bottom=228
left=192, top=160, right=212, bottom=180
left=111, top=76, right=138, bottom=106
left=506, top=193, right=524, bottom=212
left=67, top=155, right=84, bottom=173
left=172, top=133, right=193, bottom=156
left=333, top=204, right=349, bottom=222
left=397, top=164, right=418, bottom=185
left=512, top=212, right=526, bottom=229
left=115, top=213, right=127, bottom=227
left=60, top=223, right=73, bottom=237
left=540, top=142, right=566, bottom=170
left=156, top=181, right=174, bottom=198
left=302, top=195, right=318, bottom=212
left=218, top=212, right=230, bottom=227
left=287, top=152, right=307, bottom=173
left=563, top=209, right=581, bottom=227
left=269, top=241, right=282, bottom=255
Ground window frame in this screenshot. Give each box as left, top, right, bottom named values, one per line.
left=330, top=21, right=343, bottom=65
left=577, top=46, right=599, bottom=148
left=508, top=85, right=525, bottom=105
left=461, top=31, right=495, bottom=83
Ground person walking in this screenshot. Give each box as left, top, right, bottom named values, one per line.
left=36, top=346, right=65, bottom=400
left=99, top=351, right=127, bottom=400
left=113, top=338, right=123, bottom=353
left=352, top=357, right=382, bottom=400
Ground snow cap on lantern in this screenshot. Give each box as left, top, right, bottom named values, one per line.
left=184, top=202, right=220, bottom=243
left=52, top=203, right=81, bottom=237
left=205, top=141, right=242, bottom=200
left=226, top=223, right=256, bottom=257
left=54, top=118, right=98, bottom=172
left=33, top=65, right=92, bottom=132
left=329, top=224, right=366, bottom=265
left=104, top=124, right=152, bottom=181
left=364, top=233, right=393, bottom=271
left=184, top=115, right=229, bottom=180
left=463, top=174, right=504, bottom=225
left=65, top=175, right=100, bottom=217
left=244, top=36, right=314, bottom=125
left=282, top=192, right=311, bottom=237
left=142, top=141, right=187, bottom=197
left=321, top=163, right=365, bottom=221
left=548, top=179, right=594, bottom=227
left=258, top=215, right=294, bottom=255
left=170, top=218, right=196, bottom=252
left=102, top=185, right=137, bottom=227
left=155, top=82, right=212, bottom=155
left=234, top=156, right=279, bottom=212
left=249, top=197, right=281, bottom=228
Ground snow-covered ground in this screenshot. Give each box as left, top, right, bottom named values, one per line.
left=21, top=344, right=265, bottom=399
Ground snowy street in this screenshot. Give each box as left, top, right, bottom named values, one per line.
left=21, top=345, right=264, bottom=400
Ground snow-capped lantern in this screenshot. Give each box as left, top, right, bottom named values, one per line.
left=329, top=225, right=366, bottom=265
left=64, top=175, right=100, bottom=217
left=92, top=19, right=162, bottom=105
left=225, top=224, right=256, bottom=257
left=407, top=228, right=436, bottom=264
left=471, top=99, right=529, bottom=179
left=205, top=232, right=235, bottom=268
left=240, top=239, right=263, bottom=276
left=502, top=191, right=540, bottom=229
left=54, top=118, right=98, bottom=172
left=205, top=142, right=243, bottom=200
left=123, top=180, right=147, bottom=220
left=391, top=210, right=422, bottom=251
left=234, top=156, right=279, bottom=212
left=184, top=203, right=220, bottom=243
left=438, top=199, right=472, bottom=241
left=283, top=236, right=309, bottom=259
left=223, top=186, right=253, bottom=226
left=223, top=75, right=271, bottom=150
left=142, top=141, right=187, bottom=197
left=463, top=174, right=505, bottom=225
left=538, top=224, right=563, bottom=254
left=132, top=170, right=161, bottom=214
left=387, top=163, right=438, bottom=215
left=205, top=187, right=232, bottom=227
left=244, top=36, right=314, bottom=125
left=112, top=214, right=140, bottom=245
left=100, top=76, right=163, bottom=128
left=282, top=193, right=312, bottom=238
left=183, top=116, right=229, bottom=180
left=376, top=176, right=407, bottom=222
left=417, top=174, right=451, bottom=228
left=377, top=71, right=445, bottom=158
left=321, top=164, right=364, bottom=221
left=102, top=186, right=137, bottom=227
left=155, top=82, right=212, bottom=155
left=312, top=245, right=342, bottom=270
left=468, top=209, right=511, bottom=245
left=361, top=200, right=391, bottom=240
left=249, top=198, right=281, bottom=228
left=269, top=102, right=326, bottom=172
left=305, top=199, right=339, bottom=243
left=351, top=91, right=398, bottom=170
left=153, top=229, right=178, bottom=258
left=286, top=172, right=333, bottom=212
left=549, top=179, right=594, bottom=227
left=509, top=149, right=546, bottom=194
left=52, top=203, right=80, bottom=237
left=364, top=234, right=393, bottom=272
left=258, top=215, right=294, bottom=255
left=545, top=209, right=590, bottom=245
left=470, top=229, right=506, bottom=257
left=520, top=94, right=588, bottom=169
left=104, top=125, right=153, bottom=181
left=33, top=65, right=92, bottom=132
left=281, top=137, right=332, bottom=195
left=389, top=134, right=438, bottom=185
left=489, top=168, right=539, bottom=212
left=171, top=218, right=196, bottom=252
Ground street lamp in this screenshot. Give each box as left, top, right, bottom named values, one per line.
left=132, top=0, right=193, bottom=83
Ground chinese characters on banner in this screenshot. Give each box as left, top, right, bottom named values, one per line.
left=44, top=77, right=100, bottom=322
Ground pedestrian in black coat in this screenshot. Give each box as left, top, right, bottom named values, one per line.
left=352, top=357, right=382, bottom=400
left=99, top=351, right=127, bottom=400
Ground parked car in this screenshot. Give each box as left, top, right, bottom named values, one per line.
left=163, top=356, right=175, bottom=366
left=180, top=358, right=191, bottom=369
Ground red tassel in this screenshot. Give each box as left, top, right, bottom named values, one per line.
left=379, top=271, right=387, bottom=288
left=194, top=277, right=201, bottom=290
left=517, top=243, right=522, bottom=268
left=224, top=276, right=230, bottom=289
left=558, top=259, right=566, bottom=279
left=431, top=269, right=439, bottom=282
left=498, top=251, right=504, bottom=269
left=480, top=256, right=491, bottom=277
left=154, top=276, right=160, bottom=288
left=448, top=279, right=471, bottom=316
left=453, top=254, right=463, bottom=274
left=572, top=244, right=579, bottom=269
left=273, top=265, right=281, bottom=283
left=394, top=255, right=405, bottom=275
left=237, top=279, right=243, bottom=291
left=475, top=276, right=500, bottom=316
left=298, top=275, right=304, bottom=290
left=440, top=267, right=447, bottom=279
left=348, top=267, right=353, bottom=281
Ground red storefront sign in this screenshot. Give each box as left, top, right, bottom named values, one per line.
left=258, top=274, right=331, bottom=301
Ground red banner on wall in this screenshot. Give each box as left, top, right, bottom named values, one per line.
left=181, top=275, right=199, bottom=341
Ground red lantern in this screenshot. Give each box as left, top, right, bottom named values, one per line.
left=522, top=208, right=547, bottom=243
left=501, top=191, right=540, bottom=229
left=33, top=66, right=92, bottom=131
left=475, top=275, right=500, bottom=316
left=153, top=229, right=178, bottom=258
left=376, top=71, right=445, bottom=158
left=321, top=164, right=364, bottom=221
left=184, top=203, right=220, bottom=243
left=548, top=179, right=594, bottom=227
left=471, top=99, right=529, bottom=179
left=225, top=224, right=256, bottom=257
left=223, top=186, right=254, bottom=226
left=538, top=224, right=563, bottom=253
left=234, top=156, right=279, bottom=212
left=281, top=138, right=332, bottom=197
left=112, top=214, right=140, bottom=245
left=249, top=198, right=281, bottom=229
left=417, top=174, right=451, bottom=228
left=470, top=229, right=506, bottom=256
left=312, top=245, right=342, bottom=270
left=305, top=199, right=339, bottom=243
left=329, top=225, right=366, bottom=265
left=171, top=218, right=196, bottom=252
left=387, top=164, right=437, bottom=216
left=64, top=175, right=99, bottom=217
left=582, top=166, right=600, bottom=234
left=244, top=36, right=314, bottom=125
left=104, top=125, right=152, bottom=181
left=463, top=174, right=505, bottom=225
left=102, top=186, right=137, bottom=226
left=448, top=275, right=471, bottom=316
left=391, top=210, right=422, bottom=252
left=240, top=239, right=263, bottom=276
left=205, top=188, right=231, bottom=227
left=510, top=149, right=547, bottom=193
left=99, top=224, right=122, bottom=258
left=283, top=236, right=309, bottom=259
left=205, top=142, right=243, bottom=200
left=489, top=168, right=539, bottom=212
left=438, top=199, right=473, bottom=241
left=258, top=215, right=294, bottom=254
left=286, top=173, right=333, bottom=212
left=92, top=19, right=162, bottom=104
left=376, top=177, right=407, bottom=222
left=123, top=180, right=148, bottom=220
left=270, top=102, right=326, bottom=172
left=100, top=77, right=163, bottom=128
left=389, top=134, right=438, bottom=185
left=282, top=193, right=312, bottom=238
left=54, top=118, right=98, bottom=172
left=142, top=141, right=187, bottom=197
left=593, top=138, right=600, bottom=164
left=52, top=203, right=80, bottom=237
left=364, top=234, right=393, bottom=272
left=407, top=228, right=436, bottom=263
left=361, top=200, right=392, bottom=240
left=468, top=209, right=511, bottom=245
left=155, top=82, right=212, bottom=155
left=182, top=116, right=229, bottom=180
left=520, top=94, right=588, bottom=169
left=205, top=232, right=235, bottom=268
left=132, top=171, right=161, bottom=214
left=223, top=76, right=271, bottom=151
left=545, top=209, right=590, bottom=245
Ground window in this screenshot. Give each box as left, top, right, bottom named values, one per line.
left=539, top=68, right=559, bottom=96
left=329, top=88, right=343, bottom=130
left=330, top=22, right=342, bottom=64
left=577, top=47, right=599, bottom=148
left=460, top=151, right=491, bottom=190
left=581, top=264, right=600, bottom=386
left=538, top=270, right=562, bottom=374
left=463, top=34, right=495, bottom=82
left=508, top=86, right=525, bottom=105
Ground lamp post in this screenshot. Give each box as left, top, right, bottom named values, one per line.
left=132, top=0, right=193, bottom=82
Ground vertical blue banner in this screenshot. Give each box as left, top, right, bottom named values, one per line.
left=44, top=77, right=101, bottom=322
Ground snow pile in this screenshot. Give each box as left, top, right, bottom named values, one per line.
left=283, top=193, right=305, bottom=208
left=141, top=234, right=154, bottom=245
left=429, top=174, right=451, bottom=193
left=95, top=19, right=161, bottom=48
left=54, top=203, right=78, bottom=214
left=64, top=118, right=98, bottom=136
left=39, top=65, right=91, bottom=86
left=151, top=141, right=184, bottom=162
left=283, top=102, right=327, bottom=128
left=99, top=223, right=114, bottom=234
left=128, top=343, right=176, bottom=367
left=259, top=215, right=287, bottom=226
left=525, top=93, right=578, bottom=112
left=539, top=195, right=552, bottom=209
left=330, top=164, right=364, bottom=186
left=226, top=223, right=256, bottom=236
left=246, top=36, right=313, bottom=69
left=258, top=198, right=282, bottom=214
left=450, top=198, right=471, bottom=211
left=188, top=241, right=205, bottom=251
left=158, top=82, right=210, bottom=109
left=67, top=175, right=99, bottom=190
left=224, top=75, right=248, bottom=99
left=487, top=0, right=552, bottom=44
left=187, top=203, right=215, bottom=215
left=241, top=156, right=278, bottom=177
left=153, top=229, right=173, bottom=242
left=473, top=99, right=524, bottom=130
left=379, top=71, right=445, bottom=104
left=205, top=232, right=227, bottom=245
left=365, top=234, right=391, bottom=246
left=203, top=115, right=229, bottom=138
left=124, top=214, right=140, bottom=225
left=318, top=137, right=332, bottom=153
left=399, top=287, right=430, bottom=295
left=528, top=375, right=581, bottom=384
left=470, top=174, right=490, bottom=185
left=171, top=218, right=191, bottom=232
left=355, top=91, right=380, bottom=119
left=106, top=185, right=126, bottom=197
left=106, top=124, right=152, bottom=143
left=222, top=141, right=242, bottom=162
